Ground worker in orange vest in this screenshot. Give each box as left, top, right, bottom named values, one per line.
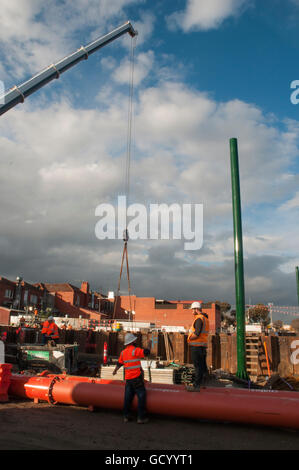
left=41, top=316, right=59, bottom=345
left=46, top=317, right=59, bottom=345
left=186, top=302, right=209, bottom=392
left=41, top=318, right=51, bottom=345
left=113, top=333, right=151, bottom=424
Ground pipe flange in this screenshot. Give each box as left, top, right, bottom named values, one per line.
left=47, top=376, right=61, bottom=405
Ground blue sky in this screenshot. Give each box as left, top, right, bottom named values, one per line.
left=1, top=0, right=299, bottom=323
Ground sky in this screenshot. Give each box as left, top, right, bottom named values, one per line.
left=1, top=0, right=299, bottom=322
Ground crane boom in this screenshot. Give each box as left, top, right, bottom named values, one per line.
left=0, top=21, right=137, bottom=116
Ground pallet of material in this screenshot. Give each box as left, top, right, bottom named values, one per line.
left=100, top=365, right=174, bottom=384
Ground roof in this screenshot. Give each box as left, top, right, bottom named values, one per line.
left=0, top=277, right=17, bottom=286
left=44, top=283, right=79, bottom=293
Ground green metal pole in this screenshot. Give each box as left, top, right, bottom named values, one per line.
left=230, top=138, right=248, bottom=380
left=296, top=267, right=299, bottom=307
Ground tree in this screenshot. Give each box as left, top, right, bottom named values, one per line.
left=248, top=304, right=270, bottom=326
left=213, top=301, right=231, bottom=321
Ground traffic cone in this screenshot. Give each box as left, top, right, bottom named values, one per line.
left=103, top=342, right=108, bottom=365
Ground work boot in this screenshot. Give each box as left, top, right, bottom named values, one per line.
left=137, top=417, right=149, bottom=424
left=185, top=385, right=200, bottom=392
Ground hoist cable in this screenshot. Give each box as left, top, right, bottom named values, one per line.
left=124, top=35, right=137, bottom=211
left=113, top=36, right=137, bottom=329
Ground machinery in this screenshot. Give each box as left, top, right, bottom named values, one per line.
left=0, top=21, right=137, bottom=116
left=17, top=344, right=78, bottom=374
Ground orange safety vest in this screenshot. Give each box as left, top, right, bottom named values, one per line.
left=47, top=322, right=59, bottom=340
left=187, top=313, right=209, bottom=347
left=119, top=345, right=144, bottom=380
left=41, top=321, right=50, bottom=334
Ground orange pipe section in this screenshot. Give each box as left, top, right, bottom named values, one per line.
left=28, top=373, right=299, bottom=397
left=8, top=373, right=299, bottom=429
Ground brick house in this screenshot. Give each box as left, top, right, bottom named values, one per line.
left=0, top=276, right=45, bottom=311
left=112, top=296, right=221, bottom=333
left=38, top=281, right=112, bottom=320
left=0, top=277, right=16, bottom=308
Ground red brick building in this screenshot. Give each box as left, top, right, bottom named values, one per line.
left=0, top=277, right=16, bottom=308
left=0, top=276, right=44, bottom=310
left=38, top=281, right=112, bottom=320
left=113, top=296, right=221, bottom=333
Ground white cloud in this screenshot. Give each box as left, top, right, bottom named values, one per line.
left=167, top=0, right=249, bottom=32
left=1, top=72, right=299, bottom=303
left=113, top=50, right=155, bottom=85
left=279, top=191, right=299, bottom=211
left=133, top=82, right=299, bottom=212
left=0, top=0, right=144, bottom=80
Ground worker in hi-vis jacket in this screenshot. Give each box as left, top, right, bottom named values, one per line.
left=186, top=302, right=209, bottom=391
left=113, top=333, right=151, bottom=423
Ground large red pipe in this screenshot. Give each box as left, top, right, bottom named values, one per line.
left=8, top=373, right=299, bottom=429
left=16, top=372, right=298, bottom=398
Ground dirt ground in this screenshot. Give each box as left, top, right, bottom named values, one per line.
left=1, top=397, right=299, bottom=451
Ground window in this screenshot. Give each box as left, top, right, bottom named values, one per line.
left=155, top=301, right=177, bottom=310
left=30, top=294, right=38, bottom=305
left=4, top=289, right=13, bottom=298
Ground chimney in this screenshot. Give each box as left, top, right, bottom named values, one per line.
left=80, top=281, right=89, bottom=294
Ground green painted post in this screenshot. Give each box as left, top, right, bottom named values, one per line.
left=296, top=267, right=299, bottom=306
left=230, top=138, right=248, bottom=380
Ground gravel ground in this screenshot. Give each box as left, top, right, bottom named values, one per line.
left=1, top=397, right=299, bottom=451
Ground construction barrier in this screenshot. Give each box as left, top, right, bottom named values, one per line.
left=0, top=363, right=12, bottom=402
left=1, top=325, right=299, bottom=377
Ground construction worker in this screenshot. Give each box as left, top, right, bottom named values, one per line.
left=113, top=333, right=151, bottom=424
left=41, top=316, right=59, bottom=345
left=186, top=302, right=209, bottom=392
left=41, top=317, right=51, bottom=345
left=45, top=317, right=60, bottom=345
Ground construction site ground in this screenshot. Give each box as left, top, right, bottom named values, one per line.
left=1, top=395, right=299, bottom=451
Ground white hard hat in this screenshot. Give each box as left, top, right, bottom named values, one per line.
left=124, top=333, right=137, bottom=346
left=190, top=302, right=202, bottom=309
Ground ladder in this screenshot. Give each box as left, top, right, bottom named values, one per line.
left=245, top=334, right=259, bottom=379
left=246, top=334, right=270, bottom=379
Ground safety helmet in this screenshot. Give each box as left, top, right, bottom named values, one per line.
left=124, top=333, right=137, bottom=345
left=48, top=316, right=54, bottom=321
left=190, top=302, right=202, bottom=310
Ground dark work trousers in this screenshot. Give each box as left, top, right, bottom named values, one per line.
left=191, top=346, right=208, bottom=387
left=123, top=375, right=147, bottom=419
left=42, top=334, right=48, bottom=345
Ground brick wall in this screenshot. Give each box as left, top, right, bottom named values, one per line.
left=114, top=296, right=221, bottom=333
left=0, top=307, right=11, bottom=325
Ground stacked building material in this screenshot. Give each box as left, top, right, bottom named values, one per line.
left=100, top=365, right=175, bottom=384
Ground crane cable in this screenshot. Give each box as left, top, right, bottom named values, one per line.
left=112, top=36, right=137, bottom=331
